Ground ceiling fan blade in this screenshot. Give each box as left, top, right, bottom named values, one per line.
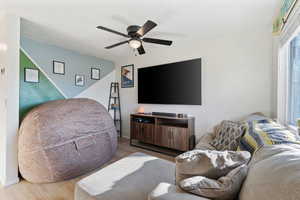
left=143, top=38, right=172, bottom=46
left=137, top=20, right=157, bottom=36
left=137, top=45, right=146, bottom=55
left=97, top=26, right=130, bottom=38
left=105, top=40, right=129, bottom=49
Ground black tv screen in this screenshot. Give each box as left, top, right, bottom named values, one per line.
left=138, top=58, right=201, bottom=105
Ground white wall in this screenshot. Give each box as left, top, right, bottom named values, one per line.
left=0, top=13, right=20, bottom=187
left=0, top=13, right=8, bottom=186
left=272, top=36, right=279, bottom=117
left=76, top=70, right=116, bottom=108
left=116, top=31, right=274, bottom=140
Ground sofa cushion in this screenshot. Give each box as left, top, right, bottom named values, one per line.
left=195, top=132, right=217, bottom=150
left=180, top=164, right=248, bottom=200
left=238, top=119, right=300, bottom=154
left=239, top=144, right=300, bottom=200
left=175, top=150, right=251, bottom=184
left=210, top=120, right=247, bottom=151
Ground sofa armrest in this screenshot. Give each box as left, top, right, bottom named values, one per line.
left=194, top=132, right=216, bottom=150
left=148, top=183, right=210, bottom=200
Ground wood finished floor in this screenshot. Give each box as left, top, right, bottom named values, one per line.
left=0, top=138, right=174, bottom=200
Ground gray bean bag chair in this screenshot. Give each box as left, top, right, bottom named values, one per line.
left=18, top=98, right=118, bottom=183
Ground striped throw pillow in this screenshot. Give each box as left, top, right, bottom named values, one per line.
left=238, top=119, right=300, bottom=154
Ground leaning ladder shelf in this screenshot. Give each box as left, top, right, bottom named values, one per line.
left=108, top=82, right=122, bottom=137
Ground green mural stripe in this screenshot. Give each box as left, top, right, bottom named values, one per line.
left=21, top=47, right=68, bottom=98
left=20, top=49, right=65, bottom=121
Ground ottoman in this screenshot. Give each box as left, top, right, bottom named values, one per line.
left=75, top=152, right=175, bottom=200
left=148, top=182, right=209, bottom=200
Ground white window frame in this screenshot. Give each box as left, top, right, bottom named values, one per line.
left=277, top=6, right=300, bottom=133
left=278, top=45, right=299, bottom=132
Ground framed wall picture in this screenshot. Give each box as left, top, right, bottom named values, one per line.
left=75, top=74, right=85, bottom=87
left=53, top=60, right=65, bottom=75
left=91, top=68, right=100, bottom=80
left=24, top=68, right=39, bottom=83
left=121, top=64, right=134, bottom=88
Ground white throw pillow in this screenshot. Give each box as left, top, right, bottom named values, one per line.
left=175, top=150, right=251, bottom=184
left=180, top=164, right=248, bottom=200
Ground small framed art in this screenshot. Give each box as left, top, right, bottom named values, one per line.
left=121, top=64, right=134, bottom=88
left=53, top=60, right=65, bottom=75
left=75, top=74, right=85, bottom=87
left=91, top=68, right=100, bottom=80
left=24, top=68, right=39, bottom=83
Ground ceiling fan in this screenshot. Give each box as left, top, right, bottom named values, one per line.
left=97, top=20, right=173, bottom=55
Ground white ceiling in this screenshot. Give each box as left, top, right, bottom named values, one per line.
left=3, top=0, right=281, bottom=62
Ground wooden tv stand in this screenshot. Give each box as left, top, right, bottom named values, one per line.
left=130, top=113, right=195, bottom=155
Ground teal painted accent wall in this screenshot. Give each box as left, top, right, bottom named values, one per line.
left=20, top=50, right=65, bottom=121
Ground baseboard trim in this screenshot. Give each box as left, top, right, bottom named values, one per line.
left=122, top=135, right=130, bottom=139
left=1, top=177, right=20, bottom=187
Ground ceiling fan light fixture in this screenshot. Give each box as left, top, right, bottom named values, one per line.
left=97, top=20, right=173, bottom=55
left=129, top=39, right=141, bottom=49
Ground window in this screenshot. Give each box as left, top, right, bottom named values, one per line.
left=288, top=36, right=300, bottom=126
left=277, top=5, right=300, bottom=130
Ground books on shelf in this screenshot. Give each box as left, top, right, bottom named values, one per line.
left=110, top=104, right=119, bottom=110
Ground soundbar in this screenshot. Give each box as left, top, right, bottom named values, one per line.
left=151, top=112, right=177, bottom=117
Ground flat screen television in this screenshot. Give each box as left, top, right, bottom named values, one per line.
left=138, top=58, right=201, bottom=105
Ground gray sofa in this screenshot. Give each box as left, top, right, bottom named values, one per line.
left=75, top=114, right=300, bottom=200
